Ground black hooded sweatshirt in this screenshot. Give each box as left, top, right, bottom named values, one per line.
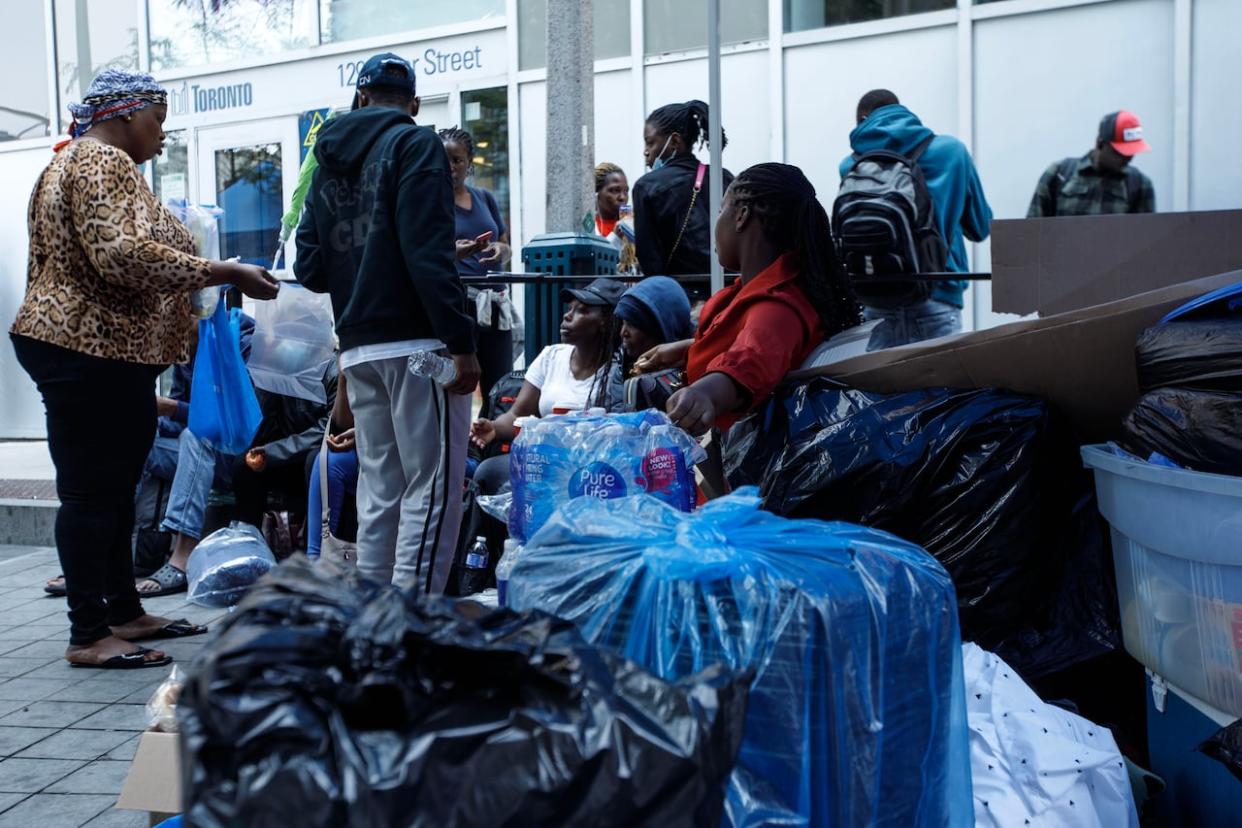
left=294, top=106, right=474, bottom=354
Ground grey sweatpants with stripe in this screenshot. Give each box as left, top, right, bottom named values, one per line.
left=344, top=355, right=470, bottom=594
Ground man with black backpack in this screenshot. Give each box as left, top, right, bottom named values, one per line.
left=1027, top=110, right=1156, bottom=218
left=835, top=89, right=992, bottom=350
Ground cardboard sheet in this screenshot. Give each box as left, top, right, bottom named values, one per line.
left=991, top=210, right=1242, bottom=317
left=797, top=270, right=1242, bottom=441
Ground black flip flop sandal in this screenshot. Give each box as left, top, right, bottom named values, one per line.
left=69, top=646, right=174, bottom=670
left=137, top=618, right=208, bottom=640
left=136, top=562, right=188, bottom=597
left=43, top=576, right=66, bottom=597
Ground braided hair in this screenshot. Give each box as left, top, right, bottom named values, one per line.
left=438, top=126, right=474, bottom=169
left=583, top=308, right=623, bottom=410
left=729, top=163, right=862, bottom=339
left=594, top=162, right=625, bottom=192
left=645, top=100, right=727, bottom=154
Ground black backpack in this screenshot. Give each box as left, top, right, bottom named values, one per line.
left=833, top=136, right=948, bottom=308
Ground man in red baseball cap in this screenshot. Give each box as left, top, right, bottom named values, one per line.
left=1027, top=109, right=1156, bottom=217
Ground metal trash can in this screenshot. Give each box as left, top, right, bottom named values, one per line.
left=520, top=233, right=619, bottom=364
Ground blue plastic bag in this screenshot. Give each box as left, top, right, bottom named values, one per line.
left=508, top=410, right=704, bottom=542
left=188, top=300, right=262, bottom=455
left=510, top=489, right=973, bottom=828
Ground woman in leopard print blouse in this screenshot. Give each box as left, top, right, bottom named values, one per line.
left=9, top=70, right=279, bottom=670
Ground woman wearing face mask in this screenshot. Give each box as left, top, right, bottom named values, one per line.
left=440, top=126, right=514, bottom=400
left=9, top=69, right=279, bottom=669
left=634, top=163, right=862, bottom=436
left=630, top=100, right=732, bottom=293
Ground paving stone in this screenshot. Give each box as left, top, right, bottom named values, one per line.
left=0, top=793, right=26, bottom=814
left=0, top=641, right=36, bottom=657
left=2, top=640, right=71, bottom=660
left=0, top=659, right=48, bottom=679
left=72, top=705, right=147, bottom=732
left=46, top=681, right=134, bottom=705
left=15, top=729, right=133, bottom=761
left=0, top=628, right=43, bottom=643
left=82, top=809, right=149, bottom=827
left=0, top=702, right=25, bottom=719
left=0, top=757, right=84, bottom=793
left=17, top=660, right=83, bottom=682
left=45, top=760, right=131, bottom=795
left=0, top=727, right=56, bottom=757
left=104, top=735, right=139, bottom=762
left=0, top=679, right=69, bottom=702
left=0, top=606, right=62, bottom=624
left=0, top=701, right=106, bottom=729
left=0, top=793, right=115, bottom=827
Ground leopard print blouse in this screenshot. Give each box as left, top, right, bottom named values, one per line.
left=10, top=139, right=212, bottom=365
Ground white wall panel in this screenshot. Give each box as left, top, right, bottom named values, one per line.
left=783, top=26, right=958, bottom=208
left=643, top=49, right=771, bottom=178
left=1190, top=0, right=1242, bottom=210
left=0, top=148, right=53, bottom=438
left=974, top=0, right=1175, bottom=222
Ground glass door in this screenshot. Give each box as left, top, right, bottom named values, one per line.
left=196, top=120, right=300, bottom=274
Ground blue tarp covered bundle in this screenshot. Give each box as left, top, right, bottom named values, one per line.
left=509, top=488, right=973, bottom=828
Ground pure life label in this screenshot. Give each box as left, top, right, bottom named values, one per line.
left=570, top=462, right=628, bottom=500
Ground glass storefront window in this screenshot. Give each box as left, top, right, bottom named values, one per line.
left=213, top=142, right=283, bottom=265
left=460, top=87, right=510, bottom=233
left=320, top=0, right=504, bottom=44
left=148, top=0, right=317, bottom=73
left=643, top=0, right=767, bottom=56
left=785, top=0, right=955, bottom=32
left=54, top=0, right=139, bottom=127
left=1, top=1, right=51, bottom=142
left=153, top=130, right=189, bottom=204
left=517, top=0, right=631, bottom=71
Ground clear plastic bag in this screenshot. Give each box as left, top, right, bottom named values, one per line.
left=246, top=283, right=337, bottom=404
left=187, top=522, right=277, bottom=608
left=146, top=665, right=184, bottom=733
left=510, top=489, right=973, bottom=828
left=508, top=410, right=705, bottom=542
left=165, top=200, right=224, bottom=319
left=477, top=491, right=512, bottom=523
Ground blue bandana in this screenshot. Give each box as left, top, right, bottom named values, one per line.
left=67, top=69, right=167, bottom=138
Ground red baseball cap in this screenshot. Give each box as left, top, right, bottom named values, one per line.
left=1098, top=110, right=1152, bottom=156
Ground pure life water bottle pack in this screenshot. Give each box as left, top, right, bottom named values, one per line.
left=508, top=410, right=705, bottom=542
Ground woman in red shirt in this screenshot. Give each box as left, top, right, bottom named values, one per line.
left=635, top=163, right=861, bottom=434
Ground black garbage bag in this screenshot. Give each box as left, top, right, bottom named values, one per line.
left=724, top=379, right=1117, bottom=679
left=1121, top=388, right=1242, bottom=475
left=179, top=558, right=750, bottom=828
left=1198, top=719, right=1242, bottom=783
left=1136, top=319, right=1242, bottom=393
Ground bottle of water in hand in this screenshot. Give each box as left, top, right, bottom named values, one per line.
left=408, top=350, right=457, bottom=385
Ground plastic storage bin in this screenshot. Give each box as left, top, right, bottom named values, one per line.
left=1146, top=671, right=1242, bottom=828
left=1081, top=444, right=1242, bottom=717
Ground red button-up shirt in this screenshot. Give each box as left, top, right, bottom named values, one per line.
left=686, top=253, right=823, bottom=430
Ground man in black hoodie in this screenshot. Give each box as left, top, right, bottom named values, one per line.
left=294, top=53, right=479, bottom=594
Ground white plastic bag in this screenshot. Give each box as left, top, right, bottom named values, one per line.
left=187, top=522, right=277, bottom=608
left=246, top=282, right=337, bottom=403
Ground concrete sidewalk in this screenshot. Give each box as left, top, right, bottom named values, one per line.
left=0, top=545, right=226, bottom=827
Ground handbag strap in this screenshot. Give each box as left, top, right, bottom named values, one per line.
left=665, top=163, right=707, bottom=271
left=318, top=430, right=332, bottom=540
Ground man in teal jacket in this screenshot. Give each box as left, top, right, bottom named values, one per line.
left=839, top=90, right=992, bottom=348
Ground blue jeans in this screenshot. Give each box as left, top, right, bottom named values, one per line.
left=864, top=299, right=962, bottom=351
left=306, top=448, right=359, bottom=557
left=141, top=429, right=235, bottom=541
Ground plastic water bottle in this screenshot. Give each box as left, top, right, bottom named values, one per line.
left=407, top=350, right=457, bottom=385
left=459, top=536, right=490, bottom=596
left=496, top=538, right=522, bottom=607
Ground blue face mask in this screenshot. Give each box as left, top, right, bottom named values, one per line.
left=650, top=135, right=673, bottom=171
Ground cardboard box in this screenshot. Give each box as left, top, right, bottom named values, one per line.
left=796, top=269, right=1242, bottom=441
left=117, top=730, right=181, bottom=827
left=992, top=210, right=1242, bottom=317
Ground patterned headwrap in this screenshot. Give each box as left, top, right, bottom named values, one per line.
left=67, top=69, right=167, bottom=138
